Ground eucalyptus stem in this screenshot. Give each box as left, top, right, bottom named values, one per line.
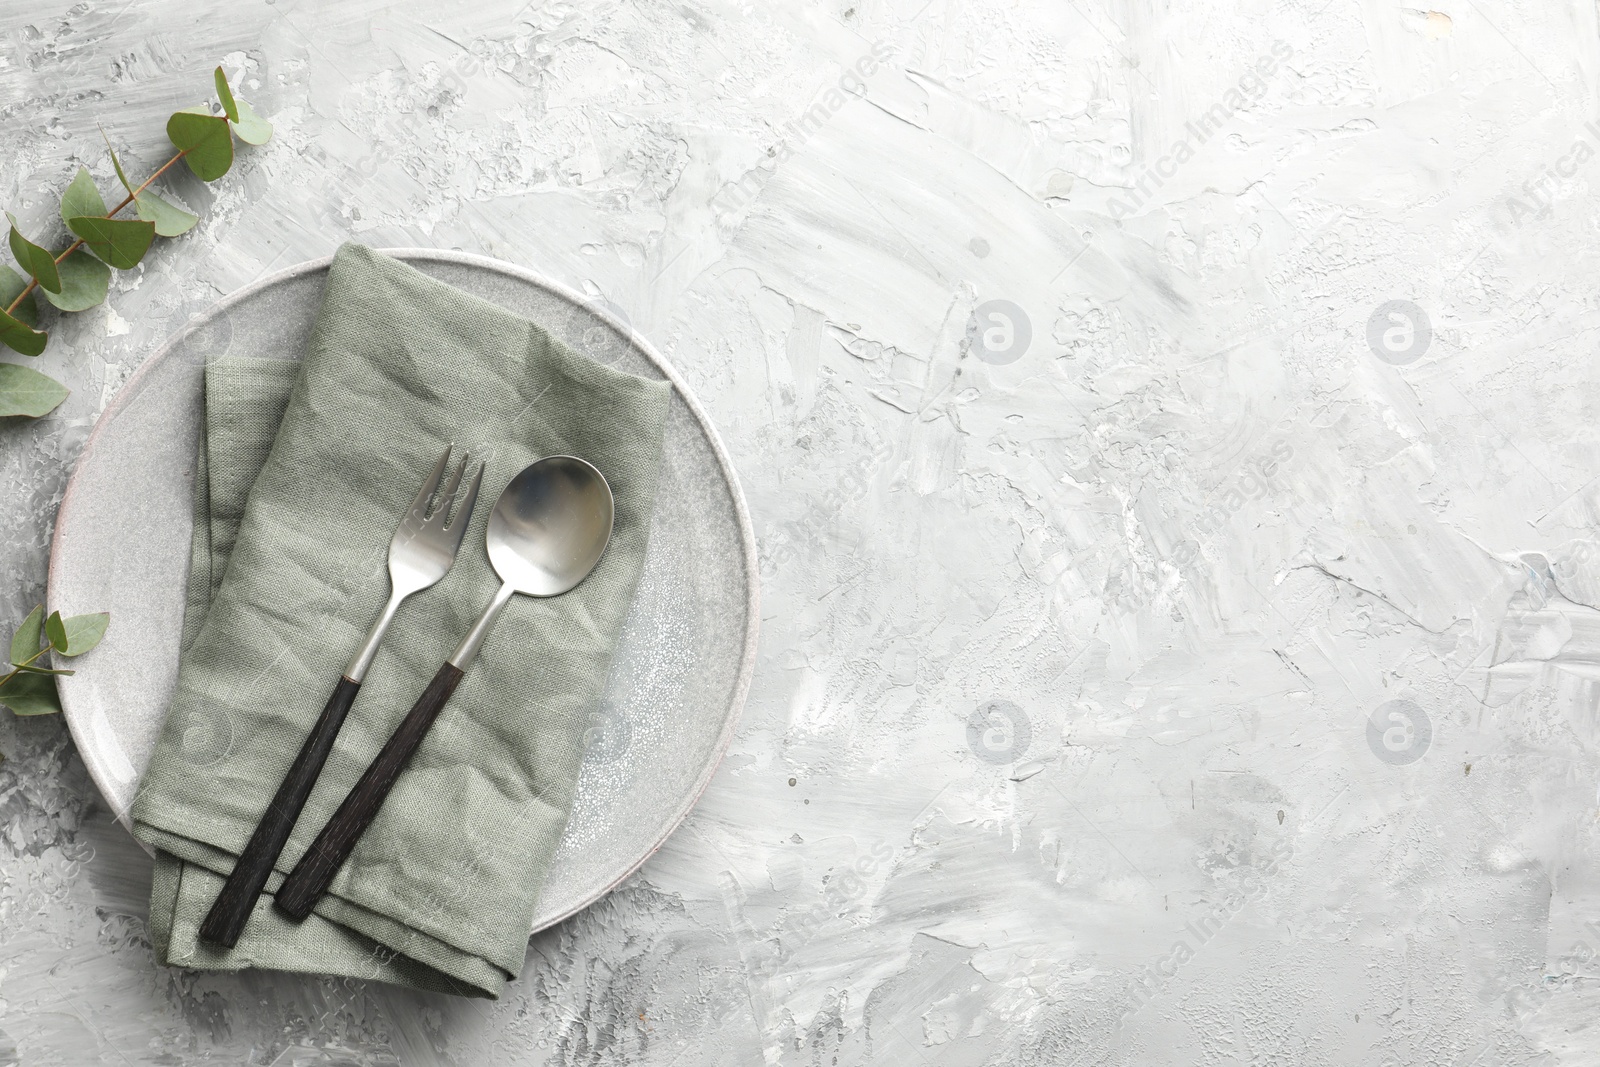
left=3, top=148, right=187, bottom=317
left=0, top=644, right=51, bottom=690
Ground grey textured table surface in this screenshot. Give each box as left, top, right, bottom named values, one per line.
left=3, top=0, right=1598, bottom=1064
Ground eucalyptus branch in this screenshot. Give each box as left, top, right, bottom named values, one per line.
left=0, top=605, right=109, bottom=718
left=0, top=66, right=272, bottom=418
left=1, top=149, right=187, bottom=318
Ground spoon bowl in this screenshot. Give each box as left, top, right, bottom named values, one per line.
left=487, top=456, right=615, bottom=597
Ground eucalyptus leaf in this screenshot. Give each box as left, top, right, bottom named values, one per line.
left=44, top=611, right=109, bottom=656
left=66, top=215, right=155, bottom=270
left=40, top=249, right=110, bottom=313
left=6, top=215, right=60, bottom=294
left=9, top=605, right=43, bottom=666
left=0, top=309, right=47, bottom=359
left=167, top=108, right=234, bottom=181
left=59, top=167, right=107, bottom=225
left=214, top=66, right=239, bottom=122
left=231, top=98, right=273, bottom=146
left=109, top=144, right=135, bottom=196
left=0, top=265, right=37, bottom=328
left=135, top=190, right=199, bottom=237
left=13, top=664, right=72, bottom=677
left=0, top=670, right=61, bottom=716
left=0, top=362, right=66, bottom=415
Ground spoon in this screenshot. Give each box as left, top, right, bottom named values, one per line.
left=275, top=455, right=615, bottom=920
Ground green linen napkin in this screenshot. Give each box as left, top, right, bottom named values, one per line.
left=131, top=243, right=671, bottom=998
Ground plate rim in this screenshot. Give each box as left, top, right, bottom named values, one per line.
left=46, top=246, right=761, bottom=935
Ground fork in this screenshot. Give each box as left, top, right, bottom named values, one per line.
left=197, top=444, right=486, bottom=948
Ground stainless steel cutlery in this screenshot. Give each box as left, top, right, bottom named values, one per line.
left=275, top=455, right=614, bottom=919
left=198, top=444, right=484, bottom=947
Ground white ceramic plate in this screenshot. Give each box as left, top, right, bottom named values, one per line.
left=47, top=249, right=758, bottom=934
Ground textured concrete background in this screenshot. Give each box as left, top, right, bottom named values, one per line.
left=4, top=0, right=1600, bottom=1063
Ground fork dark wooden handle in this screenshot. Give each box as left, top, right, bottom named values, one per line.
left=275, top=663, right=465, bottom=921
left=198, top=676, right=362, bottom=947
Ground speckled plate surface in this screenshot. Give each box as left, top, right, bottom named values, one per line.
left=47, top=248, right=758, bottom=935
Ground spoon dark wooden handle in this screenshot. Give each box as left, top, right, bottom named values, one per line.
left=275, top=663, right=465, bottom=920
left=198, top=676, right=362, bottom=947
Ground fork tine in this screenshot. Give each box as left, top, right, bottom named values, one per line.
left=407, top=445, right=452, bottom=521
left=435, top=451, right=469, bottom=522
left=445, top=461, right=486, bottom=535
